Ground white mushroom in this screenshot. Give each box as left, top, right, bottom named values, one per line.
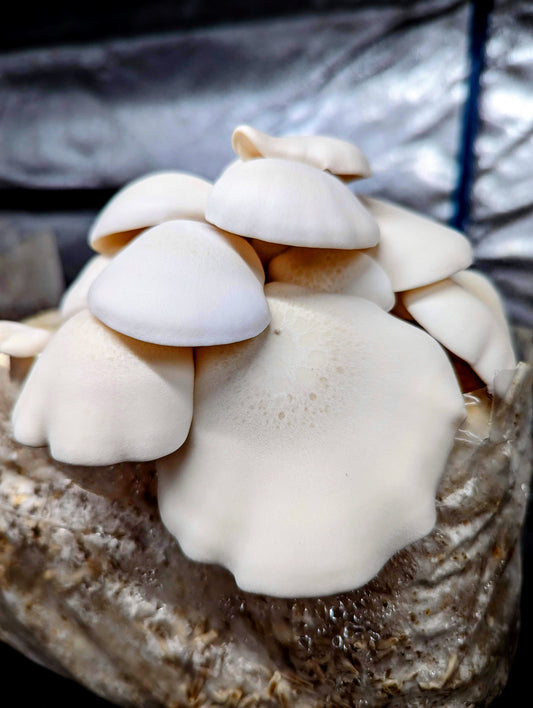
left=89, top=171, right=211, bottom=254
left=158, top=284, right=465, bottom=598
left=12, top=310, right=194, bottom=466
left=88, top=220, right=270, bottom=347
left=268, top=247, right=395, bottom=311
left=60, top=254, right=112, bottom=320
left=402, top=278, right=516, bottom=395
left=361, top=198, right=473, bottom=291
left=205, top=158, right=380, bottom=249
left=0, top=321, right=52, bottom=357
left=232, top=125, right=371, bottom=179
left=452, top=269, right=511, bottom=331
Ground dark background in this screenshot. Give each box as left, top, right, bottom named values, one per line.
left=0, top=0, right=531, bottom=705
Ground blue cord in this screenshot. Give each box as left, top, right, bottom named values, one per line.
left=451, top=0, right=494, bottom=232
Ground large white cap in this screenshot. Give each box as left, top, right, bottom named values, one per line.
left=60, top=254, right=112, bottom=320
left=158, top=284, right=465, bottom=598
left=232, top=125, right=371, bottom=179
left=89, top=171, right=211, bottom=254
left=0, top=321, right=52, bottom=357
left=12, top=310, right=194, bottom=466
left=88, top=220, right=270, bottom=347
left=268, top=247, right=395, bottom=311
left=362, top=198, right=473, bottom=291
left=402, top=278, right=516, bottom=395
left=205, top=158, right=380, bottom=249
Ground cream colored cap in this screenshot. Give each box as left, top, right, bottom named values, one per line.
left=205, top=158, right=379, bottom=249
left=362, top=198, right=473, bottom=291
left=89, top=171, right=211, bottom=254
left=232, top=125, right=371, bottom=179
left=402, top=278, right=516, bottom=394
left=0, top=321, right=52, bottom=357
left=158, top=284, right=465, bottom=598
left=268, top=247, right=395, bottom=311
left=60, top=254, right=112, bottom=320
left=12, top=310, right=194, bottom=466
left=88, top=220, right=270, bottom=347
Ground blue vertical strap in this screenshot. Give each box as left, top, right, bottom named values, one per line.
left=452, top=0, right=494, bottom=232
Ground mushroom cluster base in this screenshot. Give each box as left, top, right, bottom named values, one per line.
left=0, top=345, right=531, bottom=707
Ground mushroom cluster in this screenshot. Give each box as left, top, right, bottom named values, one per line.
left=2, top=126, right=517, bottom=598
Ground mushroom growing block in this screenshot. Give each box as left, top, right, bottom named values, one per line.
left=158, top=284, right=465, bottom=598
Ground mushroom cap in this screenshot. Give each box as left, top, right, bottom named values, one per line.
left=88, top=171, right=212, bottom=254
left=452, top=269, right=510, bottom=331
left=402, top=278, right=516, bottom=394
left=361, top=198, right=473, bottom=291
left=12, top=310, right=194, bottom=466
left=88, top=220, right=270, bottom=347
left=205, top=158, right=380, bottom=249
left=60, top=254, right=112, bottom=320
left=158, top=284, right=465, bottom=598
left=232, top=125, right=371, bottom=179
left=0, top=321, right=52, bottom=357
left=268, top=247, right=395, bottom=311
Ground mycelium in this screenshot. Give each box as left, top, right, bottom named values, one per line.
left=88, top=220, right=270, bottom=347
left=158, top=284, right=466, bottom=598
left=232, top=124, right=371, bottom=179
left=12, top=309, right=194, bottom=466
left=361, top=197, right=473, bottom=291
left=268, top=247, right=395, bottom=311
left=89, top=171, right=211, bottom=254
left=205, top=158, right=379, bottom=249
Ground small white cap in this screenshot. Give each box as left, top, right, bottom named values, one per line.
left=0, top=321, right=52, bottom=357
left=89, top=171, right=211, bottom=254
left=362, top=198, right=473, bottom=291
left=12, top=310, right=194, bottom=466
left=205, top=158, right=379, bottom=249
left=232, top=125, right=371, bottom=179
left=60, top=254, right=112, bottom=320
left=268, top=247, right=395, bottom=311
left=402, top=278, right=516, bottom=394
left=88, top=220, right=270, bottom=347
left=158, top=284, right=465, bottom=598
